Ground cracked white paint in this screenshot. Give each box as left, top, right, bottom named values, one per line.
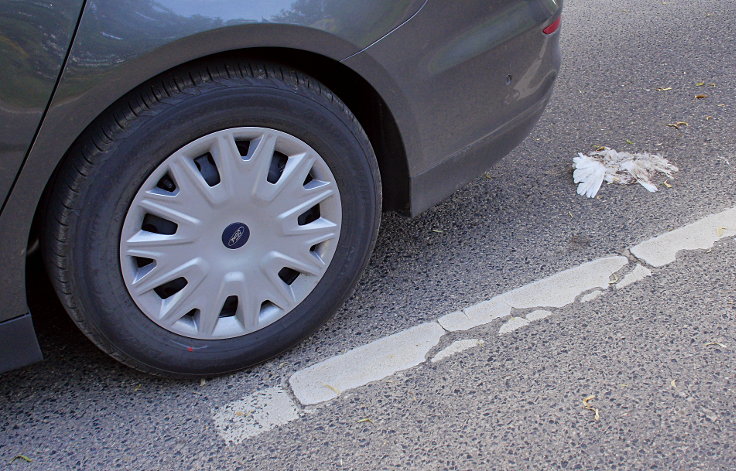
left=289, top=322, right=445, bottom=405
left=580, top=289, right=605, bottom=303
left=526, top=309, right=553, bottom=322
left=213, top=207, right=736, bottom=442
left=500, top=256, right=628, bottom=309
left=212, top=387, right=299, bottom=443
left=430, top=339, right=484, bottom=363
left=499, top=316, right=531, bottom=334
left=630, top=207, right=736, bottom=267
left=437, top=296, right=511, bottom=332
left=616, top=264, right=652, bottom=289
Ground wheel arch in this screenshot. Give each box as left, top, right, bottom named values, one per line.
left=30, top=46, right=411, bottom=234
left=21, top=46, right=410, bottom=320
left=240, top=48, right=410, bottom=213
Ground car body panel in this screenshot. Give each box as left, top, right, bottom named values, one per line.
left=0, top=314, right=43, bottom=371
left=50, top=0, right=425, bottom=128
left=0, top=0, right=84, bottom=206
left=343, top=0, right=561, bottom=213
left=0, top=0, right=561, bottom=373
left=0, top=1, right=83, bottom=371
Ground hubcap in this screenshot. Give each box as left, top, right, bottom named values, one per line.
left=119, top=127, right=342, bottom=339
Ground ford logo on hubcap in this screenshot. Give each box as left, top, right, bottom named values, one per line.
left=221, top=222, right=250, bottom=249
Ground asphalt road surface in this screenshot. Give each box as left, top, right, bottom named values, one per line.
left=2, top=0, right=734, bottom=469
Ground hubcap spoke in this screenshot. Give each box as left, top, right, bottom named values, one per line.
left=138, top=197, right=202, bottom=228
left=261, top=266, right=297, bottom=311
left=130, top=257, right=208, bottom=296
left=168, top=155, right=229, bottom=209
left=292, top=218, right=339, bottom=242
left=124, top=230, right=195, bottom=251
left=194, top=273, right=240, bottom=337
left=236, top=282, right=263, bottom=330
left=263, top=152, right=317, bottom=204
left=209, top=132, right=242, bottom=199
left=266, top=249, right=324, bottom=278
left=280, top=152, right=316, bottom=190
left=250, top=133, right=279, bottom=201
left=277, top=182, right=337, bottom=220
left=120, top=127, right=342, bottom=340
left=158, top=268, right=207, bottom=326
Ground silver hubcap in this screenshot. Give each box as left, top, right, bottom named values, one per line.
left=119, top=127, right=341, bottom=339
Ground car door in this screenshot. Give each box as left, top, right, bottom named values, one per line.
left=0, top=0, right=84, bottom=206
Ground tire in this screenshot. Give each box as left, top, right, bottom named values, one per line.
left=43, top=61, right=381, bottom=377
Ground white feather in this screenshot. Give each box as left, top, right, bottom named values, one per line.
left=571, top=148, right=678, bottom=197
left=573, top=154, right=606, bottom=198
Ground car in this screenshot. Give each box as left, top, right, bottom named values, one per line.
left=0, top=0, right=562, bottom=377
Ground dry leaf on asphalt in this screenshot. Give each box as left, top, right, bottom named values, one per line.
left=695, top=94, right=709, bottom=99
left=582, top=395, right=601, bottom=421
left=666, top=121, right=688, bottom=129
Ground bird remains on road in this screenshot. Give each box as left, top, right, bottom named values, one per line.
left=572, top=147, right=678, bottom=198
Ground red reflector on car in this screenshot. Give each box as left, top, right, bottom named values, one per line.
left=543, top=16, right=561, bottom=34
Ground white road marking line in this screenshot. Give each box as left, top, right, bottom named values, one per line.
left=212, top=387, right=299, bottom=444
left=438, top=256, right=626, bottom=332
left=630, top=207, right=736, bottom=267
left=498, top=316, right=531, bottom=334
left=212, top=206, right=736, bottom=442
left=526, top=309, right=553, bottom=322
left=438, top=296, right=511, bottom=332
left=288, top=322, right=445, bottom=406
left=615, top=264, right=652, bottom=290
left=500, top=256, right=628, bottom=309
left=430, top=339, right=485, bottom=363
left=579, top=289, right=605, bottom=303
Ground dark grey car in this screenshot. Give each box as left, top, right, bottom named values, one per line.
left=0, top=0, right=562, bottom=376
